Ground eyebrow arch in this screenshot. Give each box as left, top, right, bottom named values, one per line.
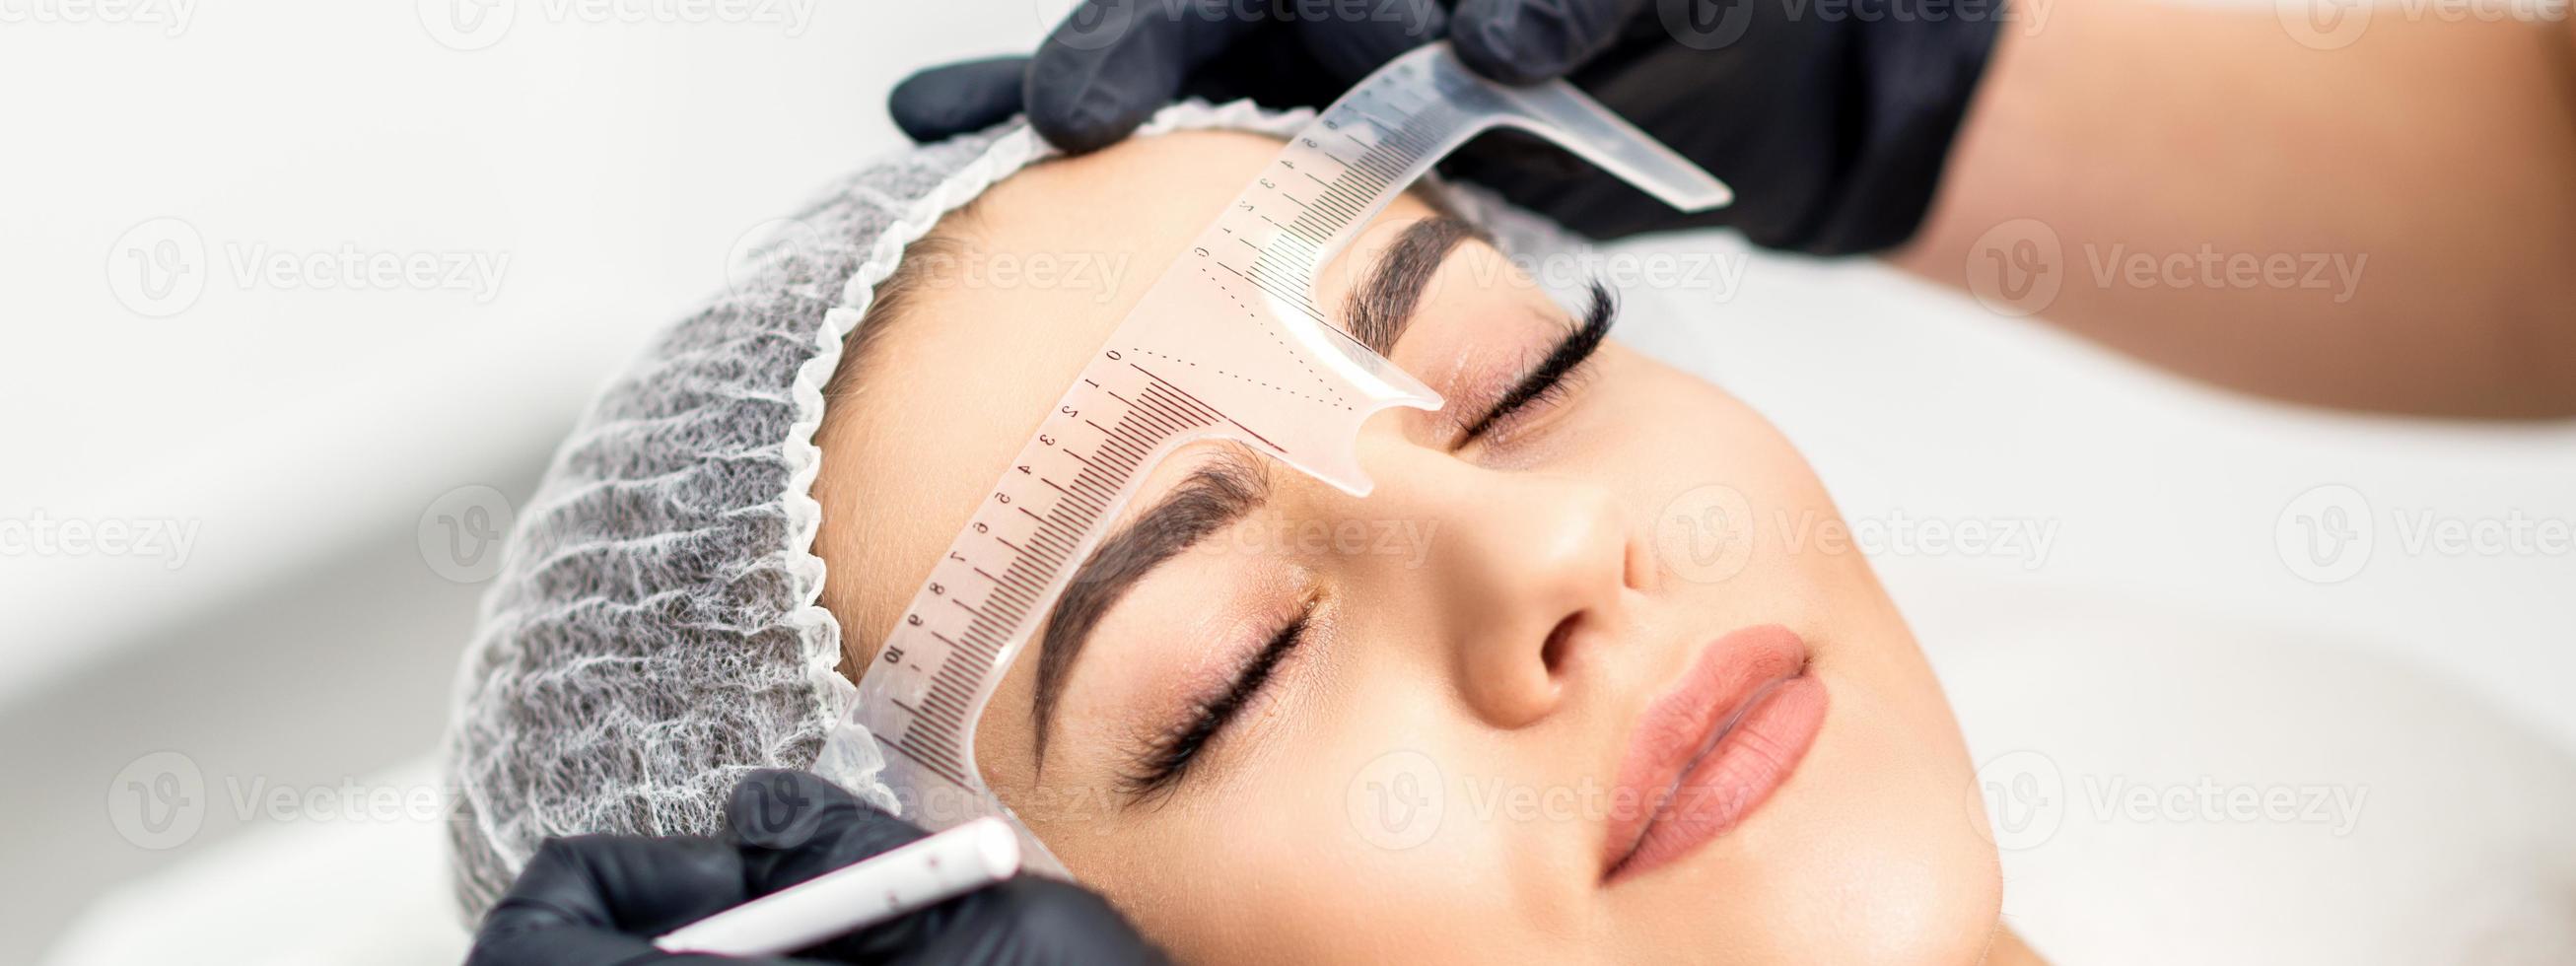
left=1344, top=215, right=1487, bottom=356
left=1031, top=448, right=1270, bottom=762
left=1026, top=215, right=1483, bottom=763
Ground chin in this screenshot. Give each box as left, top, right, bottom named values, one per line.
left=1679, top=654, right=2002, bottom=963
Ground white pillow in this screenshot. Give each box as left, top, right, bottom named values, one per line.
left=1921, top=582, right=2576, bottom=964
left=46, top=757, right=469, bottom=966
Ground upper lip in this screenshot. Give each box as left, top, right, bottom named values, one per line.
left=1600, top=625, right=1814, bottom=880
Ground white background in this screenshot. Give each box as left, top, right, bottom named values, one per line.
left=3, top=0, right=2570, bottom=962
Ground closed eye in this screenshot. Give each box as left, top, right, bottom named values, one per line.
left=1458, top=281, right=1618, bottom=444
left=1118, top=604, right=1313, bottom=804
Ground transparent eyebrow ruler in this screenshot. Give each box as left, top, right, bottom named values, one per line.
left=836, top=40, right=1731, bottom=876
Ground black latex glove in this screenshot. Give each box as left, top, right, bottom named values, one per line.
left=887, top=0, right=2000, bottom=254
left=465, top=769, right=1167, bottom=966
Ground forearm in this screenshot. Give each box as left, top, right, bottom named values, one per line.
left=1891, top=0, right=2576, bottom=418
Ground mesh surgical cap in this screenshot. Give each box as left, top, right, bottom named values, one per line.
left=443, top=100, right=1586, bottom=921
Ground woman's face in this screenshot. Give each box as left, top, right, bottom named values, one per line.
left=815, top=130, right=1999, bottom=963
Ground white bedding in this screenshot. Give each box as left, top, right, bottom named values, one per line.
left=1922, top=581, right=2576, bottom=963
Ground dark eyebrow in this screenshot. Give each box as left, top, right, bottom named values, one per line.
left=1027, top=215, right=1483, bottom=762
left=1344, top=215, right=1486, bottom=356
left=1032, top=449, right=1270, bottom=762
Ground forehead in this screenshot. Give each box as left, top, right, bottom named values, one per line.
left=813, top=129, right=1456, bottom=650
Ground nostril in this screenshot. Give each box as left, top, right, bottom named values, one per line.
left=1542, top=613, right=1581, bottom=677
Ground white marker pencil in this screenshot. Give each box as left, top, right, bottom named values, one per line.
left=653, top=817, right=1021, bottom=958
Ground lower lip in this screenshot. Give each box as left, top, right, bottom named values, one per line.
left=1605, top=625, right=1830, bottom=883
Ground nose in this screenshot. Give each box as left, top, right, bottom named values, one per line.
left=1342, top=449, right=1650, bottom=729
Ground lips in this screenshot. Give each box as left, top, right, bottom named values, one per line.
left=1602, top=624, right=1829, bottom=883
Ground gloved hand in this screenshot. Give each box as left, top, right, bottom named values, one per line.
left=887, top=0, right=2001, bottom=254
left=465, top=769, right=1167, bottom=966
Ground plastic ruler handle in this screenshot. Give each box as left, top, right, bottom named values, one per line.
left=845, top=41, right=1730, bottom=876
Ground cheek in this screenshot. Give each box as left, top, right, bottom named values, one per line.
left=1061, top=627, right=1563, bottom=964
left=1601, top=362, right=2000, bottom=960
left=1556, top=352, right=1848, bottom=586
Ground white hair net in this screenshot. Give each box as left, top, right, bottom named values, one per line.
left=443, top=100, right=1586, bottom=921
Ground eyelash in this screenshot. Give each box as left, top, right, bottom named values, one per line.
left=1120, top=604, right=1314, bottom=802
left=1457, top=281, right=1618, bottom=445
left=1117, top=283, right=1616, bottom=800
